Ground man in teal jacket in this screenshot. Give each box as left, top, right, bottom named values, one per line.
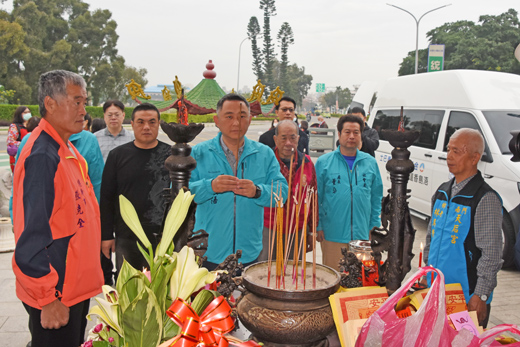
left=190, top=94, right=288, bottom=269
left=316, top=114, right=383, bottom=270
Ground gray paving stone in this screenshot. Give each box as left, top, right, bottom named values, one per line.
left=0, top=316, right=28, bottom=333
left=0, top=278, right=19, bottom=303
left=0, top=302, right=26, bottom=318
left=0, top=316, right=7, bottom=329
left=0, top=332, right=31, bottom=347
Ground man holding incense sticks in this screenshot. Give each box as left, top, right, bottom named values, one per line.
left=316, top=114, right=383, bottom=271
left=424, top=128, right=502, bottom=328
left=190, top=94, right=288, bottom=270
left=258, top=120, right=318, bottom=262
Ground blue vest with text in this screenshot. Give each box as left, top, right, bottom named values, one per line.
left=428, top=172, right=497, bottom=304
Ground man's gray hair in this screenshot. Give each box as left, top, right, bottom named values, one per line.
left=38, top=70, right=86, bottom=117
left=275, top=119, right=299, bottom=135
left=451, top=128, right=485, bottom=155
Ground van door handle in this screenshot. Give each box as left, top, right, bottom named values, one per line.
left=424, top=154, right=432, bottom=158
left=483, top=174, right=493, bottom=179
left=438, top=157, right=447, bottom=160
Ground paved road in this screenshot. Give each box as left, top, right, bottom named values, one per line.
left=0, top=117, right=519, bottom=346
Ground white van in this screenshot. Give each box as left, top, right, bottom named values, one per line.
left=361, top=70, right=520, bottom=267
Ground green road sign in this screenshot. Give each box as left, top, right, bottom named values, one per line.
left=316, top=83, right=326, bottom=93
left=428, top=44, right=444, bottom=72
left=428, top=56, right=443, bottom=72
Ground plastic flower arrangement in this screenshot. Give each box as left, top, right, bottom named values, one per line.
left=83, top=189, right=217, bottom=347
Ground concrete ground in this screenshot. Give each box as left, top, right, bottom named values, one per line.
left=0, top=118, right=519, bottom=346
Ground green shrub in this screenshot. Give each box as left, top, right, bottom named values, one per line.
left=0, top=104, right=136, bottom=121
left=331, top=113, right=343, bottom=118
left=0, top=105, right=40, bottom=121
left=86, top=106, right=134, bottom=119
left=0, top=104, right=281, bottom=125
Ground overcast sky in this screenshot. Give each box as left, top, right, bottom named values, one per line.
left=4, top=1, right=520, bottom=93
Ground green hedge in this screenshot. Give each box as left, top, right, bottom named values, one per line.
left=0, top=105, right=40, bottom=121
left=86, top=106, right=134, bottom=119
left=0, top=104, right=136, bottom=120
left=0, top=104, right=291, bottom=124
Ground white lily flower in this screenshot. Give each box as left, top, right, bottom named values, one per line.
left=119, top=195, right=151, bottom=249
left=87, top=285, right=123, bottom=336
left=156, top=190, right=195, bottom=259
left=170, top=246, right=217, bottom=301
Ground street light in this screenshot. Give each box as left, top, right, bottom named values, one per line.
left=237, top=37, right=250, bottom=93
left=387, top=3, right=451, bottom=74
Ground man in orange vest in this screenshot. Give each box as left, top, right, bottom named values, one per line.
left=12, top=70, right=103, bottom=347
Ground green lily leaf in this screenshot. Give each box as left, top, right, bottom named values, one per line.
left=162, top=314, right=181, bottom=341
left=121, top=286, right=162, bottom=347
left=150, top=258, right=176, bottom=313
left=118, top=263, right=150, bottom=313
left=116, top=261, right=141, bottom=297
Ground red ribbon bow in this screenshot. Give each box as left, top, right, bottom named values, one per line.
left=167, top=296, right=256, bottom=347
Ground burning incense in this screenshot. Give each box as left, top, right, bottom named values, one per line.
left=398, top=106, right=405, bottom=132
left=292, top=157, right=306, bottom=288
left=236, top=103, right=243, bottom=168
left=284, top=194, right=298, bottom=271
left=313, top=189, right=317, bottom=289
left=276, top=185, right=284, bottom=289
left=418, top=242, right=423, bottom=268
left=285, top=149, right=295, bottom=250
left=301, top=187, right=310, bottom=289
left=267, top=181, right=274, bottom=287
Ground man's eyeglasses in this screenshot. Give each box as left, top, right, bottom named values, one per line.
left=106, top=113, right=123, bottom=119
left=280, top=108, right=295, bottom=113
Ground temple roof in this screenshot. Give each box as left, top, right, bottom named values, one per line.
left=135, top=97, right=176, bottom=112
left=185, top=78, right=226, bottom=112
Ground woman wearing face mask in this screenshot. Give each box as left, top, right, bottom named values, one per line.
left=7, top=106, right=31, bottom=172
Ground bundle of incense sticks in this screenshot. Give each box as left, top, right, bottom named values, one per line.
left=266, top=152, right=319, bottom=290
left=313, top=189, right=317, bottom=288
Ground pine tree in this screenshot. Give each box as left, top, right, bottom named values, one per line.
left=259, top=0, right=276, bottom=93
left=247, top=16, right=263, bottom=82
left=277, top=22, right=294, bottom=92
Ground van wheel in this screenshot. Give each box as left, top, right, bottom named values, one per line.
left=502, top=209, right=516, bottom=268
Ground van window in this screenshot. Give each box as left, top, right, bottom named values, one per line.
left=372, top=109, right=444, bottom=149
left=482, top=111, right=520, bottom=154
left=348, top=101, right=364, bottom=114
left=443, top=111, right=492, bottom=162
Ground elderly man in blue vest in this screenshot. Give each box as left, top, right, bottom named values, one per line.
left=424, top=128, right=503, bottom=328
left=190, top=94, right=288, bottom=270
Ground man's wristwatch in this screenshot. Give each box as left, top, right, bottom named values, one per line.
left=253, top=185, right=261, bottom=199
left=478, top=294, right=488, bottom=301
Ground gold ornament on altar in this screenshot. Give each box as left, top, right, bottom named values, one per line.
left=231, top=88, right=235, bottom=94
left=125, top=79, right=150, bottom=100
left=263, top=86, right=285, bottom=105
left=162, top=86, right=172, bottom=101
left=173, top=76, right=182, bottom=99
left=247, top=79, right=266, bottom=102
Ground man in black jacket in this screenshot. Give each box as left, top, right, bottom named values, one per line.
left=351, top=107, right=379, bottom=157
left=259, top=96, right=309, bottom=154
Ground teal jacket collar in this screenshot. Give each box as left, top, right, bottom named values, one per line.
left=207, top=132, right=259, bottom=164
